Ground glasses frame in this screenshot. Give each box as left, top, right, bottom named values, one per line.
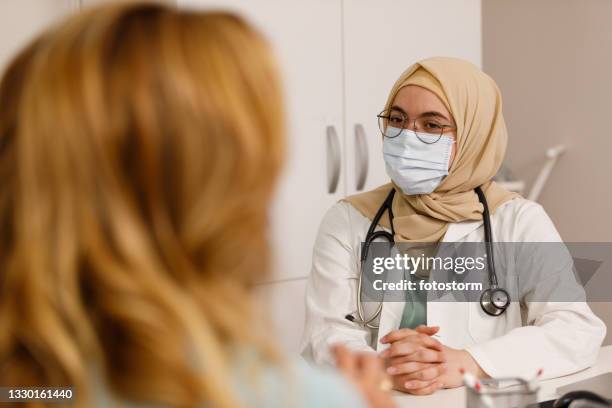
left=377, top=109, right=456, bottom=144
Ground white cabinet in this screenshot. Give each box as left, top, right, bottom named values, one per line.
left=179, top=0, right=346, bottom=283
left=178, top=0, right=345, bottom=355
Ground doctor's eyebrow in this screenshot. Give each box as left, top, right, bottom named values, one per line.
left=420, top=111, right=451, bottom=122
left=390, top=105, right=452, bottom=122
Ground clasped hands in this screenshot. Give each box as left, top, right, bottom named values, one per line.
left=378, top=325, right=487, bottom=395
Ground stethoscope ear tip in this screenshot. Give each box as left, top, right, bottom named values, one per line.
left=345, top=314, right=356, bottom=322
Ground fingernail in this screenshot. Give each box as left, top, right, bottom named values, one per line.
left=380, top=337, right=387, bottom=344
left=404, top=381, right=412, bottom=388
left=387, top=366, right=397, bottom=375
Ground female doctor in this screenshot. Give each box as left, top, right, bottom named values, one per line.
left=301, top=57, right=606, bottom=395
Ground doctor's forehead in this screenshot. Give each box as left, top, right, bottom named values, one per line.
left=391, top=85, right=453, bottom=122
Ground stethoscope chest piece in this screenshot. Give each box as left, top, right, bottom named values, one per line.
left=480, top=287, right=510, bottom=316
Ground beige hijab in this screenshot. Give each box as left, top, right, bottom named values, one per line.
left=344, top=57, right=519, bottom=242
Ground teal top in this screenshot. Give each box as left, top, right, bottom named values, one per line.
left=92, top=357, right=366, bottom=408
left=232, top=357, right=367, bottom=408
left=399, top=273, right=427, bottom=329
left=398, top=246, right=432, bottom=329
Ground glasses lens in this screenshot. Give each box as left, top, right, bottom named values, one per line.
left=414, top=117, right=444, bottom=144
left=378, top=109, right=405, bottom=138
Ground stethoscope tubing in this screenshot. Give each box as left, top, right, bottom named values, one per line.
left=349, top=186, right=509, bottom=329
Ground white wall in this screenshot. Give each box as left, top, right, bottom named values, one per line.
left=483, top=0, right=612, bottom=345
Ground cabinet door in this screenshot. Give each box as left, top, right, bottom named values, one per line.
left=342, top=0, right=482, bottom=195
left=178, top=0, right=345, bottom=282
left=0, top=0, right=76, bottom=73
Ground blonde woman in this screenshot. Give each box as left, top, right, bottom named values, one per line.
left=0, top=2, right=393, bottom=407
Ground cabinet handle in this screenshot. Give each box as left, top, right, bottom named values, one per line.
left=354, top=124, right=369, bottom=191
left=326, top=125, right=341, bottom=194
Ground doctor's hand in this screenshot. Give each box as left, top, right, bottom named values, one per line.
left=332, top=344, right=396, bottom=408
left=379, top=326, right=446, bottom=395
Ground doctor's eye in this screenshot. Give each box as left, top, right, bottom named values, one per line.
left=389, top=114, right=404, bottom=125
left=423, top=121, right=443, bottom=130
left=378, top=109, right=407, bottom=138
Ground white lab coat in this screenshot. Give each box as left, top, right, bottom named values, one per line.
left=301, top=197, right=606, bottom=382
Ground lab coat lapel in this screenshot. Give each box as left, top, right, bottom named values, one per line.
left=442, top=218, right=483, bottom=243
left=376, top=219, right=484, bottom=351
left=376, top=291, right=404, bottom=351
left=426, top=219, right=484, bottom=348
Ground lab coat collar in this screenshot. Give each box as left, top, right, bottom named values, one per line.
left=441, top=198, right=516, bottom=242
left=442, top=218, right=483, bottom=243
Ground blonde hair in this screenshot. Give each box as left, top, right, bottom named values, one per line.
left=0, top=2, right=284, bottom=407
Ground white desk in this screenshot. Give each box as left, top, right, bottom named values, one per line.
left=393, top=345, right=612, bottom=407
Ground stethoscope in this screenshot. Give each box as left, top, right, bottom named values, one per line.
left=345, top=186, right=511, bottom=329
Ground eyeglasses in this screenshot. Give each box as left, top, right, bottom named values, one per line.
left=377, top=108, right=456, bottom=144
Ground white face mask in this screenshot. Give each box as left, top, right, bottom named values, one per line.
left=382, top=126, right=454, bottom=195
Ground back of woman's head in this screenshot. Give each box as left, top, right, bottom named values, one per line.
left=0, top=2, right=284, bottom=406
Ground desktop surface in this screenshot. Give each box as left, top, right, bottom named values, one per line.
left=392, top=345, right=612, bottom=408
